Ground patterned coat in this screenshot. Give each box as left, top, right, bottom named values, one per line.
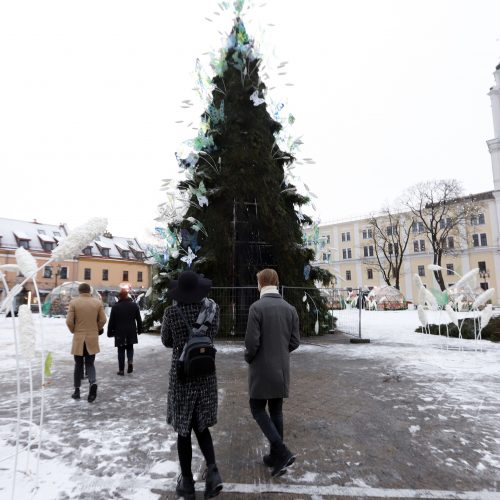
left=161, top=301, right=220, bottom=436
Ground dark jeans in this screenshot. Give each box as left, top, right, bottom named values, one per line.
left=117, top=345, right=134, bottom=371
left=177, top=413, right=216, bottom=479
left=74, top=343, right=96, bottom=388
left=249, top=398, right=284, bottom=450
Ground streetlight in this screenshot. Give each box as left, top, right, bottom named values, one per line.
left=54, top=265, right=61, bottom=289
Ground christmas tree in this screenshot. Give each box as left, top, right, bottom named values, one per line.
left=146, top=6, right=331, bottom=333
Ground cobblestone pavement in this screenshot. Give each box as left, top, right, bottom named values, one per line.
left=1, top=331, right=499, bottom=499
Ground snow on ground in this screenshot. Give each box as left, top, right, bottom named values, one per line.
left=1, top=311, right=500, bottom=498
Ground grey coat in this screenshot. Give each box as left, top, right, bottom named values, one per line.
left=161, top=301, right=220, bottom=436
left=244, top=293, right=300, bottom=399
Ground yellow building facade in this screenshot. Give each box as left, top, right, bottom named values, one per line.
left=307, top=195, right=495, bottom=304
left=0, top=218, right=152, bottom=309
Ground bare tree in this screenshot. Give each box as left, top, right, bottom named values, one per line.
left=367, top=206, right=413, bottom=290
left=402, top=179, right=483, bottom=291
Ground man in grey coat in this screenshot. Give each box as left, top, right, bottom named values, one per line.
left=245, top=268, right=300, bottom=477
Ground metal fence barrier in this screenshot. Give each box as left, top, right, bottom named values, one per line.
left=282, top=287, right=362, bottom=338
left=207, top=286, right=362, bottom=339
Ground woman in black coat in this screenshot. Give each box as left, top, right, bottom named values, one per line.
left=107, top=289, right=143, bottom=375
left=161, top=271, right=223, bottom=500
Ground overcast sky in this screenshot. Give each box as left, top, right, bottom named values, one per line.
left=1, top=0, right=499, bottom=242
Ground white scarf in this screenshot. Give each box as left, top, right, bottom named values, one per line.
left=260, top=285, right=279, bottom=298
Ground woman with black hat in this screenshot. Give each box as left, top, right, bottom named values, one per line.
left=161, top=270, right=223, bottom=500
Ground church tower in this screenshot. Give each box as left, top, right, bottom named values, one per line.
left=487, top=63, right=500, bottom=190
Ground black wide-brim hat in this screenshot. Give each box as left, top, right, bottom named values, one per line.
left=167, top=271, right=212, bottom=304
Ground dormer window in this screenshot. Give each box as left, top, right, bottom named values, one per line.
left=116, top=243, right=132, bottom=259
left=83, top=246, right=93, bottom=256
left=101, top=248, right=110, bottom=257
left=43, top=242, right=55, bottom=251
left=14, top=231, right=31, bottom=249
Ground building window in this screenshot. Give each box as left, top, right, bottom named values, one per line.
left=342, top=248, right=352, bottom=259
left=84, top=268, right=91, bottom=280
left=121, top=250, right=130, bottom=259
left=322, top=252, right=331, bottom=263
left=101, top=248, right=110, bottom=257
left=43, top=242, right=55, bottom=252
left=138, top=271, right=143, bottom=282
left=478, top=261, right=486, bottom=273
left=37, top=229, right=46, bottom=235
left=471, top=213, right=485, bottom=225
left=83, top=246, right=92, bottom=256
left=363, top=245, right=374, bottom=257
left=322, top=235, right=330, bottom=244
left=386, top=225, right=398, bottom=236
left=412, top=222, right=425, bottom=233
left=367, top=268, right=373, bottom=280
left=418, top=265, right=425, bottom=277
left=102, top=269, right=109, bottom=281
left=43, top=266, right=52, bottom=279
left=341, top=231, right=351, bottom=242
left=480, top=282, right=489, bottom=291
left=123, top=271, right=129, bottom=281
left=447, top=236, right=454, bottom=249
left=473, top=234, right=488, bottom=247
left=346, top=270, right=351, bottom=281
left=362, top=229, right=373, bottom=240
left=439, top=218, right=452, bottom=229
left=53, top=231, right=61, bottom=237
left=18, top=240, right=29, bottom=249
left=414, top=240, right=425, bottom=252
left=446, top=264, right=454, bottom=276
left=59, top=267, right=68, bottom=279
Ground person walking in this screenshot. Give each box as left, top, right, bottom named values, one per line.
left=161, top=271, right=223, bottom=500
left=244, top=268, right=300, bottom=477
left=66, top=283, right=107, bottom=402
left=107, top=288, right=143, bottom=375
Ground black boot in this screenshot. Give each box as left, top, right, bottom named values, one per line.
left=71, top=388, right=80, bottom=400
left=88, top=383, right=98, bottom=403
left=176, top=474, right=195, bottom=500
left=117, top=370, right=124, bottom=376
left=271, top=445, right=296, bottom=477
left=203, top=464, right=223, bottom=499
left=263, top=443, right=279, bottom=467
left=127, top=363, right=133, bottom=374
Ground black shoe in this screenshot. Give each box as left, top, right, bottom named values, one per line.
left=271, top=446, right=296, bottom=477
left=263, top=453, right=274, bottom=467
left=203, top=464, right=223, bottom=498
left=88, top=384, right=98, bottom=403
left=71, top=388, right=80, bottom=400
left=176, top=474, right=195, bottom=500
left=127, top=363, right=133, bottom=374
left=117, top=370, right=124, bottom=376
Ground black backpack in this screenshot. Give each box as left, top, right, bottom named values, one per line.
left=176, top=299, right=217, bottom=378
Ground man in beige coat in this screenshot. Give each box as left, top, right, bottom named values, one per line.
left=66, top=283, right=107, bottom=402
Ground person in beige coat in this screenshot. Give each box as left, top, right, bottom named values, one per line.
left=66, top=283, right=107, bottom=402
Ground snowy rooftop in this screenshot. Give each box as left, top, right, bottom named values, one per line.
left=0, top=218, right=68, bottom=252
left=0, top=218, right=146, bottom=260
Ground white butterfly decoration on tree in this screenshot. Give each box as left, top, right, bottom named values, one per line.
left=189, top=180, right=209, bottom=208
left=250, top=90, right=266, bottom=106
left=181, top=247, right=197, bottom=268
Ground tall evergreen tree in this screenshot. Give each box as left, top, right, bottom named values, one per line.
left=146, top=12, right=331, bottom=333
